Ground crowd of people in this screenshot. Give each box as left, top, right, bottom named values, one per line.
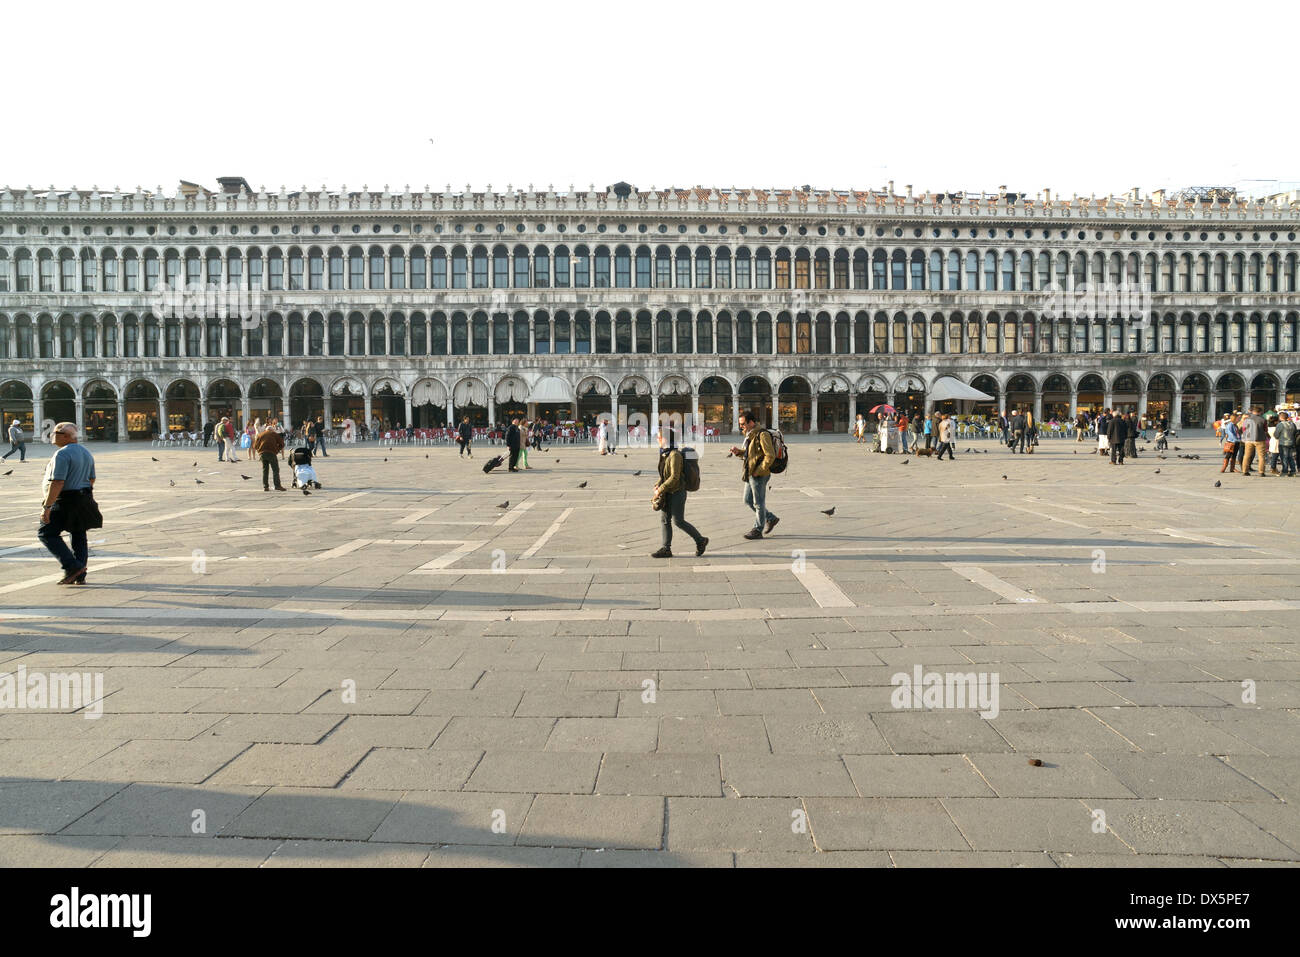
left=1217, top=407, right=1297, bottom=476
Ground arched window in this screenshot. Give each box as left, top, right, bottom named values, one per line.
left=947, top=250, right=960, bottom=290
left=755, top=248, right=771, bottom=288
left=81, top=249, right=98, bottom=291
left=614, top=245, right=631, bottom=287
left=349, top=247, right=365, bottom=288
left=656, top=311, right=673, bottom=353
left=928, top=251, right=942, bottom=291
left=328, top=313, right=345, bottom=355
left=553, top=245, right=570, bottom=288
left=675, top=247, right=692, bottom=288
left=965, top=251, right=979, bottom=289
left=308, top=247, right=324, bottom=290
left=984, top=251, right=997, bottom=290
left=676, top=310, right=692, bottom=353
left=656, top=245, right=673, bottom=287
left=329, top=247, right=345, bottom=289
left=493, top=245, right=510, bottom=287
left=534, top=245, right=550, bottom=289
left=635, top=246, right=652, bottom=287
left=472, top=246, right=489, bottom=288
left=615, top=311, right=633, bottom=353
left=573, top=246, right=590, bottom=287
left=1002, top=251, right=1015, bottom=290
left=553, top=311, right=571, bottom=354
left=696, top=311, right=713, bottom=353
left=909, top=250, right=924, bottom=289
left=635, top=311, right=653, bottom=353
left=512, top=245, right=530, bottom=288
left=872, top=250, right=887, bottom=289
left=389, top=245, right=405, bottom=290
left=735, top=311, right=753, bottom=354
left=927, top=315, right=944, bottom=354
left=593, top=246, right=611, bottom=287
left=368, top=246, right=384, bottom=289
left=451, top=246, right=467, bottom=288
left=755, top=312, right=773, bottom=353
left=717, top=311, right=734, bottom=353
left=1019, top=251, right=1033, bottom=291
left=451, top=312, right=469, bottom=355
left=717, top=247, right=732, bottom=289
left=696, top=247, right=712, bottom=289
left=410, top=247, right=425, bottom=289
left=511, top=312, right=528, bottom=353
left=472, top=312, right=489, bottom=354
left=389, top=312, right=406, bottom=355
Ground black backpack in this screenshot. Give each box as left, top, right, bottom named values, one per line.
left=681, top=448, right=701, bottom=492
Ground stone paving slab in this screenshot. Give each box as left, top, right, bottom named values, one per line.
left=3, top=435, right=1300, bottom=866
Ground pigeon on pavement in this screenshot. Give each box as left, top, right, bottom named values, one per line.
left=821, top=507, right=835, bottom=516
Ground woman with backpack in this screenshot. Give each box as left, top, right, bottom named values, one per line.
left=650, top=427, right=707, bottom=559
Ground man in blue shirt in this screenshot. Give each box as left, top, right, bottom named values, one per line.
left=38, top=422, right=99, bottom=585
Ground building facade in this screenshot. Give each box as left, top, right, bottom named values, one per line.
left=2, top=179, right=1299, bottom=440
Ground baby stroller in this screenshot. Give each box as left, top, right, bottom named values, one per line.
left=289, top=446, right=322, bottom=490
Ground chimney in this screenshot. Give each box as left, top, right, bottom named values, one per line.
left=217, top=176, right=251, bottom=195
left=1043, top=188, right=1051, bottom=202
left=905, top=184, right=913, bottom=197
left=888, top=180, right=894, bottom=194
left=1152, top=188, right=1165, bottom=203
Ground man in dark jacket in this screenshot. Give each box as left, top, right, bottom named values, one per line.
left=1124, top=412, right=1139, bottom=460
left=314, top=416, right=329, bottom=457
left=1008, top=409, right=1028, bottom=453
left=457, top=417, right=473, bottom=458
left=506, top=418, right=522, bottom=472
left=202, top=420, right=215, bottom=447
left=1108, top=412, right=1129, bottom=464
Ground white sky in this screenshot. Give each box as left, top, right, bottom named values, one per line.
left=6, top=0, right=1298, bottom=198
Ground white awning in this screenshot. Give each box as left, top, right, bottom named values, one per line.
left=411, top=379, right=447, bottom=406
left=929, top=376, right=995, bottom=402
left=527, top=375, right=573, bottom=404
left=495, top=376, right=528, bottom=403
left=453, top=379, right=488, bottom=407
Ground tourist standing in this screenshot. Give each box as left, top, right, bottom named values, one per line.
left=37, top=423, right=101, bottom=585
left=1220, top=413, right=1241, bottom=473
left=729, top=411, right=779, bottom=541
left=1108, top=410, right=1128, bottom=465
left=650, top=428, right=707, bottom=558
left=1240, top=406, right=1269, bottom=477
left=457, top=416, right=473, bottom=458
left=855, top=413, right=867, bottom=444
left=506, top=418, right=522, bottom=471
left=1274, top=411, right=1297, bottom=476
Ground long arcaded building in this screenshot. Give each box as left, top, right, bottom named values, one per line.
left=1, top=178, right=1298, bottom=440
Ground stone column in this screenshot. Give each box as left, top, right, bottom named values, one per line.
left=1069, top=389, right=1078, bottom=415
left=886, top=391, right=895, bottom=409
left=116, top=397, right=127, bottom=442
left=323, top=395, right=333, bottom=429
left=74, top=398, right=84, bottom=437
left=1033, top=391, right=1043, bottom=424
left=650, top=393, right=659, bottom=437
left=850, top=392, right=858, bottom=426
left=241, top=395, right=251, bottom=430
left=1103, top=389, right=1114, bottom=410
left=1172, top=391, right=1183, bottom=428
left=1137, top=390, right=1148, bottom=422
left=362, top=393, right=371, bottom=435
left=732, top=387, right=741, bottom=435
left=446, top=393, right=454, bottom=429
left=690, top=391, right=700, bottom=442
left=404, top=394, right=412, bottom=430
left=157, top=397, right=166, bottom=437
left=810, top=393, right=819, bottom=434
left=487, top=395, right=496, bottom=429
left=610, top=392, right=618, bottom=441
left=33, top=395, right=44, bottom=442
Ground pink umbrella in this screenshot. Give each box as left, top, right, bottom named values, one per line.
left=869, top=404, right=896, bottom=415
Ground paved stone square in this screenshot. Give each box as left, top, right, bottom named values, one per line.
left=1, top=432, right=1298, bottom=867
